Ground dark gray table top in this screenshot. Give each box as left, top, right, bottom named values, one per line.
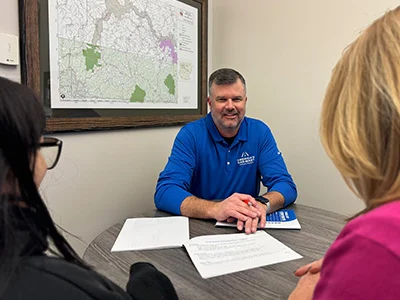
left=83, top=204, right=346, bottom=300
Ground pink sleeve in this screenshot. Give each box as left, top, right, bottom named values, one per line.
left=313, top=233, right=400, bottom=300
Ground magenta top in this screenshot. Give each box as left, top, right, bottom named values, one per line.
left=313, top=200, right=400, bottom=299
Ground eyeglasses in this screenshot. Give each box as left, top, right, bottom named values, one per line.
left=39, top=137, right=63, bottom=170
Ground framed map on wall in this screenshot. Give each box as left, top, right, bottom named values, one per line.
left=19, top=0, right=208, bottom=132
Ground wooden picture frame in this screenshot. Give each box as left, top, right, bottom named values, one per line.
left=19, top=0, right=208, bottom=132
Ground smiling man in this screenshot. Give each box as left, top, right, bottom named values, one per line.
left=154, top=68, right=297, bottom=233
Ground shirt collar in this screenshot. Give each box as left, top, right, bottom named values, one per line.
left=205, top=113, right=248, bottom=142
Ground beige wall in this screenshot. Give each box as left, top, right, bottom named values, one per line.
left=212, top=0, right=399, bottom=216
left=41, top=128, right=180, bottom=255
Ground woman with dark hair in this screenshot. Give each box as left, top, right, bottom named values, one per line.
left=0, top=77, right=178, bottom=300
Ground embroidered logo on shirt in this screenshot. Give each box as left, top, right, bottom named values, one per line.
left=237, top=152, right=255, bottom=166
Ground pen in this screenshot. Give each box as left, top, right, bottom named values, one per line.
left=242, top=199, right=252, bottom=207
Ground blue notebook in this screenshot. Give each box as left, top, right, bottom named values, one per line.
left=215, top=209, right=301, bottom=229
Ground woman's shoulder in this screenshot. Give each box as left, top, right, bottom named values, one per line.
left=338, top=200, right=400, bottom=255
left=4, top=256, right=131, bottom=300
left=314, top=201, right=400, bottom=299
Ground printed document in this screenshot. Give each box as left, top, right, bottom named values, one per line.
left=184, top=231, right=302, bottom=279
left=111, top=216, right=189, bottom=252
left=216, top=209, right=301, bottom=229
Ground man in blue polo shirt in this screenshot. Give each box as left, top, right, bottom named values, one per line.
left=155, top=68, right=297, bottom=234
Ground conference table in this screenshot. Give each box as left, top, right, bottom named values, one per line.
left=83, top=204, right=346, bottom=300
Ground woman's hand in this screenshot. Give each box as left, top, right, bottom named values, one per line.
left=294, top=258, right=323, bottom=277
left=289, top=272, right=320, bottom=300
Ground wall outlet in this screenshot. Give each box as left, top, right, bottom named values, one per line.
left=0, top=33, right=19, bottom=66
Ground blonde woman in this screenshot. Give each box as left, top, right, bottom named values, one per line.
left=290, top=6, right=400, bottom=300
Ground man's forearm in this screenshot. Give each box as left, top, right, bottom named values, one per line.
left=180, top=195, right=218, bottom=219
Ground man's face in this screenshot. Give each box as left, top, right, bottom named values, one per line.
left=208, top=79, right=247, bottom=137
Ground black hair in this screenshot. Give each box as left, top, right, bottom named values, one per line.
left=0, top=77, right=89, bottom=295
left=208, top=68, right=246, bottom=95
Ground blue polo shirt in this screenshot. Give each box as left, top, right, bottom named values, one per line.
left=154, top=113, right=297, bottom=215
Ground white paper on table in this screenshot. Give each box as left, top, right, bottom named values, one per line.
left=111, top=216, right=189, bottom=252
left=184, top=231, right=302, bottom=279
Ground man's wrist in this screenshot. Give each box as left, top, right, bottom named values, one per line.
left=255, top=195, right=271, bottom=213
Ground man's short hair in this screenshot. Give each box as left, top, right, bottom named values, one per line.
left=208, top=68, right=246, bottom=95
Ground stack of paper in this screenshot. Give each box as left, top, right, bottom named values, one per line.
left=111, top=216, right=189, bottom=252
left=184, top=231, right=302, bottom=279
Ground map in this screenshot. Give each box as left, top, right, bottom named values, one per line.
left=48, top=0, right=198, bottom=109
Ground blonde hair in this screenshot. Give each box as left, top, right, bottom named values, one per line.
left=321, top=6, right=400, bottom=216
